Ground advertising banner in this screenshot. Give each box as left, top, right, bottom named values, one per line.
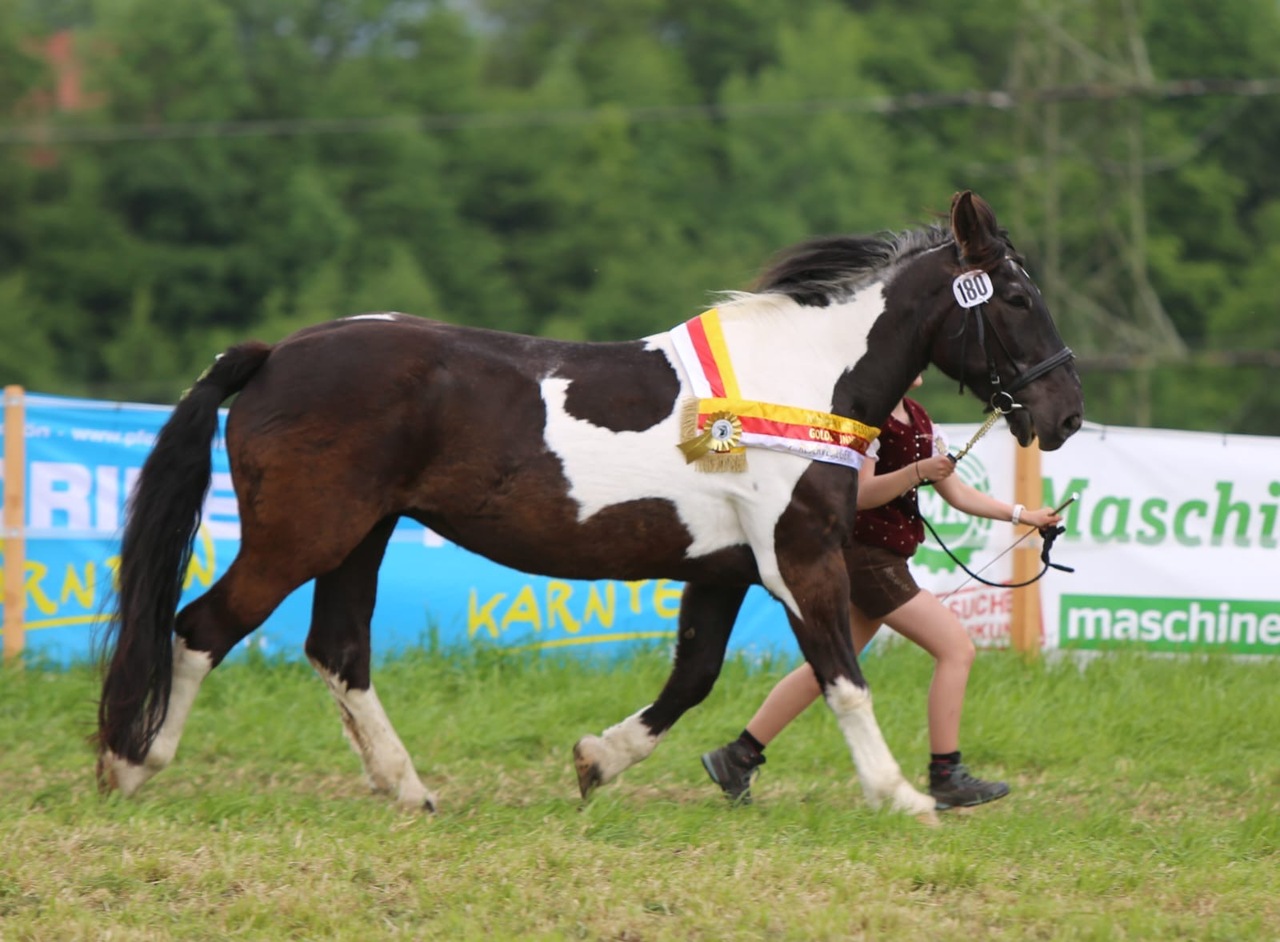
left=0, top=394, right=798, bottom=665
left=3, top=394, right=1277, bottom=665
left=1039, top=424, right=1280, bottom=656
left=913, top=423, right=1280, bottom=655
left=909, top=423, right=1020, bottom=648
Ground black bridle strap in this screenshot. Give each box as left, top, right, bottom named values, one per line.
left=1003, top=345, right=1075, bottom=397
left=924, top=517, right=1074, bottom=590
left=975, top=295, right=1075, bottom=396
left=953, top=250, right=1075, bottom=403
left=955, top=298, right=1074, bottom=404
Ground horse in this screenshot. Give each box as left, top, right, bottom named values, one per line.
left=95, top=190, right=1082, bottom=820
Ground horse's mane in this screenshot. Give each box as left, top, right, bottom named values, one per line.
left=743, top=225, right=952, bottom=307
left=715, top=219, right=1027, bottom=313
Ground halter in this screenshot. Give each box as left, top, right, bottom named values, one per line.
left=952, top=254, right=1075, bottom=416
left=930, top=252, right=1077, bottom=588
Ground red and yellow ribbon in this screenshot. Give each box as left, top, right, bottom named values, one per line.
left=671, top=309, right=880, bottom=469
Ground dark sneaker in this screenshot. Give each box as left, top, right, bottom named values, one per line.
left=701, top=741, right=765, bottom=804
left=929, top=763, right=1009, bottom=810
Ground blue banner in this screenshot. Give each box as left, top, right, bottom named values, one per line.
left=1, top=393, right=797, bottom=666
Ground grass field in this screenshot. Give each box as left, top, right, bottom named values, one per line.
left=2, top=641, right=1278, bottom=941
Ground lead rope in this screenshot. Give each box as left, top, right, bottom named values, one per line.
left=948, top=406, right=1004, bottom=463
left=922, top=406, right=1075, bottom=593
left=928, top=504, right=1074, bottom=598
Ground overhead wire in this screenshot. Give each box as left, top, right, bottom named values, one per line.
left=1, top=77, right=1279, bottom=145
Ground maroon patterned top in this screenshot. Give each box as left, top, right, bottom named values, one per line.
left=853, top=398, right=938, bottom=558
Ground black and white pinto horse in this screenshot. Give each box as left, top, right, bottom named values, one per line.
left=96, top=191, right=1083, bottom=820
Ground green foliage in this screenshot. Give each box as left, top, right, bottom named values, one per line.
left=0, top=0, right=1276, bottom=431
left=0, top=272, right=62, bottom=388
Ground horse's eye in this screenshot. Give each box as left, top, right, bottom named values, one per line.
left=1007, top=294, right=1032, bottom=310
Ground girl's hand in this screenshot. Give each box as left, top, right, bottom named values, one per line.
left=1020, top=506, right=1062, bottom=529
left=914, top=455, right=955, bottom=485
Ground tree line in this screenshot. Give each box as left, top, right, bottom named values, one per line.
left=1, top=0, right=1277, bottom=433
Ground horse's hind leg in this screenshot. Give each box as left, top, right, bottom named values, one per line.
left=574, top=582, right=746, bottom=796
left=102, top=636, right=212, bottom=797
left=304, top=519, right=436, bottom=812
left=102, top=557, right=306, bottom=796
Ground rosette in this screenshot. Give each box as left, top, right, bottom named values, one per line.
left=678, top=410, right=743, bottom=463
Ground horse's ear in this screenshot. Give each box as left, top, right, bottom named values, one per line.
left=950, top=190, right=1001, bottom=267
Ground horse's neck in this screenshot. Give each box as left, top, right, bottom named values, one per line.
left=841, top=275, right=941, bottom=425
left=710, top=289, right=886, bottom=414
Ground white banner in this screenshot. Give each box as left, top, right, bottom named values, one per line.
left=914, top=422, right=1280, bottom=655
left=909, top=422, right=1019, bottom=648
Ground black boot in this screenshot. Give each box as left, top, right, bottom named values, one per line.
left=701, top=740, right=765, bottom=804
left=929, top=759, right=1009, bottom=811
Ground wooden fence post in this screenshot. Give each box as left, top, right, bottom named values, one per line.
left=1010, top=439, right=1042, bottom=658
left=3, top=385, right=25, bottom=666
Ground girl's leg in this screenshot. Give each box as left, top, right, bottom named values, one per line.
left=705, top=613, right=866, bottom=801
left=877, top=591, right=1005, bottom=808
left=743, top=601, right=885, bottom=746
left=708, top=586, right=1004, bottom=808
left=742, top=663, right=820, bottom=746
left=879, top=590, right=975, bottom=754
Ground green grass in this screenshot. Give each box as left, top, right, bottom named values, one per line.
left=2, top=643, right=1278, bottom=941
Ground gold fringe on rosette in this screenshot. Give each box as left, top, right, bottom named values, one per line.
left=678, top=399, right=748, bottom=472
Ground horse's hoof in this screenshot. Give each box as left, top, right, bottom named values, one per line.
left=882, top=780, right=940, bottom=819
left=573, top=738, right=604, bottom=799
left=95, top=753, right=115, bottom=795
left=395, top=785, right=439, bottom=814
left=97, top=750, right=149, bottom=798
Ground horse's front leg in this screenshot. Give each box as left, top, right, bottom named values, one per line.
left=772, top=540, right=938, bottom=821
left=573, top=582, right=747, bottom=797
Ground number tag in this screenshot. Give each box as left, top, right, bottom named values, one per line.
left=952, top=270, right=994, bottom=308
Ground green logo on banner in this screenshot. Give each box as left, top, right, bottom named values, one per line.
left=1060, top=594, right=1280, bottom=655
left=914, top=454, right=994, bottom=574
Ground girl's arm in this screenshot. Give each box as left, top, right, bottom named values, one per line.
left=857, top=453, right=955, bottom=510
left=933, top=472, right=1061, bottom=528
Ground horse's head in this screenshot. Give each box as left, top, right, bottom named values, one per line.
left=744, top=196, right=1082, bottom=448
left=927, top=191, right=1083, bottom=451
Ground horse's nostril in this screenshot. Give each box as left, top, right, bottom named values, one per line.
left=1062, top=413, right=1083, bottom=436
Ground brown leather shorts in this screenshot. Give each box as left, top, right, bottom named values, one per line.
left=846, top=541, right=922, bottom=621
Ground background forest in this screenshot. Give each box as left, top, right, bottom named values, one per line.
left=1, top=0, right=1277, bottom=432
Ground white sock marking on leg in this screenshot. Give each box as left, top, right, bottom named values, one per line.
left=312, top=663, right=435, bottom=809
left=826, top=677, right=935, bottom=815
left=107, top=639, right=212, bottom=796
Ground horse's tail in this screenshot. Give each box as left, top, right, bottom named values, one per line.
left=95, top=341, right=273, bottom=764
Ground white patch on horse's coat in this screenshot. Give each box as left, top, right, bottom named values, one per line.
left=825, top=677, right=935, bottom=815
left=102, top=639, right=212, bottom=796
left=311, top=662, right=436, bottom=810
left=343, top=312, right=401, bottom=322
left=539, top=286, right=888, bottom=616
left=711, top=287, right=886, bottom=405
left=573, top=707, right=662, bottom=786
